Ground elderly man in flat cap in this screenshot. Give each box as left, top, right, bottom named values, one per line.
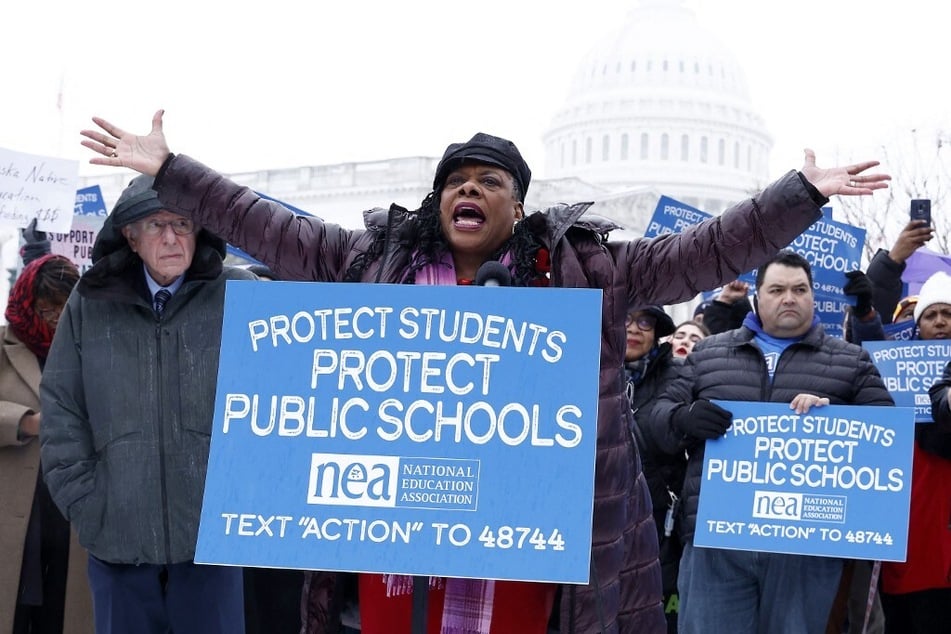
left=39, top=175, right=255, bottom=634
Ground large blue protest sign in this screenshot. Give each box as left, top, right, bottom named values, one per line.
left=196, top=281, right=602, bottom=583
left=694, top=401, right=914, bottom=561
left=643, top=195, right=712, bottom=239
left=794, top=209, right=865, bottom=297
left=863, top=340, right=951, bottom=422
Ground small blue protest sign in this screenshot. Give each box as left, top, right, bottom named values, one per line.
left=863, top=340, right=951, bottom=422
left=813, top=292, right=848, bottom=339
left=792, top=209, right=865, bottom=297
left=643, top=195, right=712, bottom=239
left=196, top=282, right=602, bottom=583
left=694, top=401, right=914, bottom=561
left=883, top=320, right=916, bottom=342
left=73, top=185, right=107, bottom=216
left=740, top=209, right=865, bottom=300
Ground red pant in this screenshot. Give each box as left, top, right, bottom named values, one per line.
left=358, top=574, right=556, bottom=634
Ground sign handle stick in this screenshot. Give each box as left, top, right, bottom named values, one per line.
left=411, top=575, right=429, bottom=634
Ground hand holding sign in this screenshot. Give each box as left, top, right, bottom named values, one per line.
left=674, top=400, right=733, bottom=439
left=20, top=218, right=50, bottom=266
left=843, top=271, right=874, bottom=318
left=789, top=393, right=831, bottom=415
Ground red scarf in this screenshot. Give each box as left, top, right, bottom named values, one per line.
left=5, top=254, right=66, bottom=360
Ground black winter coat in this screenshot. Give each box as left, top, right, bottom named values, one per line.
left=650, top=321, right=894, bottom=542
left=866, top=248, right=907, bottom=325
left=701, top=298, right=752, bottom=335
left=628, top=344, right=686, bottom=544
left=40, top=218, right=255, bottom=564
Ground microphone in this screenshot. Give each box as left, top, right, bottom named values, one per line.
left=475, top=261, right=512, bottom=287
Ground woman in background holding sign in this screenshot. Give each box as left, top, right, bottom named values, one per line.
left=880, top=271, right=951, bottom=633
left=79, top=110, right=888, bottom=634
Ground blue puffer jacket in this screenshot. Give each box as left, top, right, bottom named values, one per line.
left=151, top=153, right=824, bottom=633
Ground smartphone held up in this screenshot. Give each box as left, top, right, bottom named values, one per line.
left=911, top=199, right=932, bottom=226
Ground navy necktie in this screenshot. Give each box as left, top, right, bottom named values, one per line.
left=154, top=288, right=172, bottom=316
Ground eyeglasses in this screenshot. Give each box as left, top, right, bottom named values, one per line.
left=625, top=313, right=657, bottom=331
left=138, top=217, right=195, bottom=236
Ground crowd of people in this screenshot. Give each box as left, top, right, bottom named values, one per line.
left=2, top=107, right=948, bottom=634
left=620, top=218, right=950, bottom=634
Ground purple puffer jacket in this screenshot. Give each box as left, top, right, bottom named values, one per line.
left=154, top=155, right=823, bottom=633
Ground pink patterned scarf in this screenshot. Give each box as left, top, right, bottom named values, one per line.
left=439, top=578, right=495, bottom=634
left=412, top=251, right=512, bottom=287
left=382, top=575, right=495, bottom=634
left=383, top=251, right=496, bottom=634
left=413, top=251, right=459, bottom=286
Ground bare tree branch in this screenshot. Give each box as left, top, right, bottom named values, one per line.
left=832, top=128, right=951, bottom=265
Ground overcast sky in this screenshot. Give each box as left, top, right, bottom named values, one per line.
left=2, top=0, right=946, bottom=189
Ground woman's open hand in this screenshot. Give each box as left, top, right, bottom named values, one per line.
left=80, top=109, right=170, bottom=177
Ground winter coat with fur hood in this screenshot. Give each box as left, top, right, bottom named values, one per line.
left=40, top=216, right=254, bottom=565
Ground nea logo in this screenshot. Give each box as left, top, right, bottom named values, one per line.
left=751, top=491, right=803, bottom=521
left=307, top=453, right=399, bottom=508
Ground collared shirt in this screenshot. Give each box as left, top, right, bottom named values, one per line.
left=143, top=265, right=185, bottom=306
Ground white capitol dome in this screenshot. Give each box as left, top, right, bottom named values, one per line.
left=9, top=1, right=774, bottom=322
left=542, top=0, right=772, bottom=227
left=79, top=1, right=772, bottom=248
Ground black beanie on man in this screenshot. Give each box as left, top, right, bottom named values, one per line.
left=111, top=175, right=165, bottom=228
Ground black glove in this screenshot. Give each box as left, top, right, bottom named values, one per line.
left=20, top=218, right=51, bottom=267
left=843, top=270, right=873, bottom=318
left=672, top=400, right=733, bottom=439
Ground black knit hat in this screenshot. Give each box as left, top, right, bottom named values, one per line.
left=433, top=132, right=531, bottom=201
left=111, top=174, right=165, bottom=227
